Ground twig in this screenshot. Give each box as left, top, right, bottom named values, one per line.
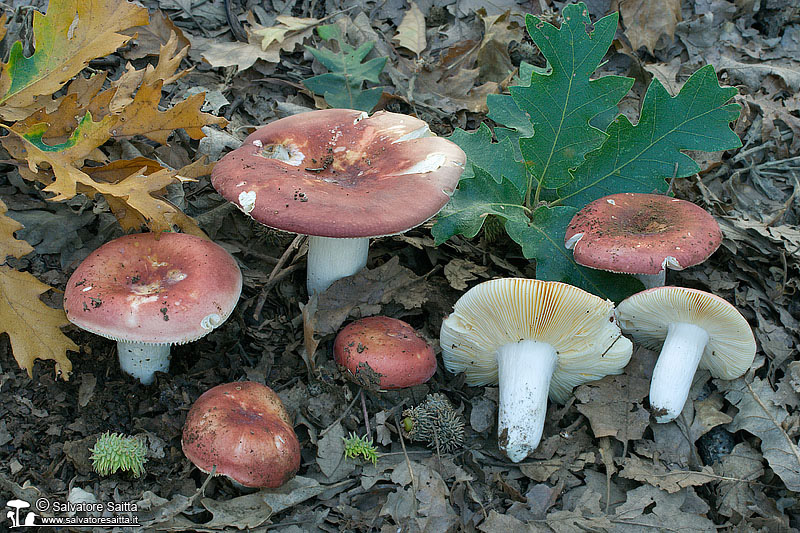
left=394, top=412, right=417, bottom=494
left=252, top=234, right=305, bottom=319
left=360, top=389, right=372, bottom=438
left=319, top=392, right=361, bottom=438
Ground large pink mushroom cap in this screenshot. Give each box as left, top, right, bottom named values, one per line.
left=211, top=109, right=466, bottom=294
left=64, top=232, right=241, bottom=344
left=182, top=382, right=301, bottom=488
left=565, top=193, right=722, bottom=287
left=211, top=109, right=465, bottom=238
left=334, top=316, right=436, bottom=390
left=63, top=232, right=242, bottom=384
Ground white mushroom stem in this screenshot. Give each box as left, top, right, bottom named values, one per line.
left=636, top=271, right=666, bottom=289
left=117, top=341, right=171, bottom=385
left=306, top=236, right=369, bottom=295
left=496, top=339, right=558, bottom=463
left=649, top=322, right=710, bottom=423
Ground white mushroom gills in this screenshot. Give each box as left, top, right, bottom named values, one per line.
left=496, top=340, right=558, bottom=462
left=649, top=322, right=710, bottom=422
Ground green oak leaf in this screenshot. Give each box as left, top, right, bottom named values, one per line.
left=448, top=125, right=529, bottom=196
left=432, top=166, right=527, bottom=245
left=504, top=206, right=643, bottom=301
left=510, top=5, right=633, bottom=189
left=558, top=64, right=741, bottom=208
left=303, top=25, right=387, bottom=112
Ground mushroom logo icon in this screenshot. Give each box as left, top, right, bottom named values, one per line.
left=5, top=499, right=37, bottom=528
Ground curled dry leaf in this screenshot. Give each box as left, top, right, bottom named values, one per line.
left=0, top=0, right=149, bottom=121
left=0, top=265, right=78, bottom=380
left=0, top=198, right=76, bottom=379
left=393, top=1, right=426, bottom=56
left=618, top=454, right=716, bottom=494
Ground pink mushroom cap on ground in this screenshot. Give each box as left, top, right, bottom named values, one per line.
left=63, top=232, right=242, bottom=384
left=564, top=193, right=722, bottom=287
left=334, top=316, right=437, bottom=390
left=181, top=381, right=301, bottom=488
left=211, top=108, right=466, bottom=294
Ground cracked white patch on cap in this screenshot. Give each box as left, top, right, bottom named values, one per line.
left=606, top=198, right=616, bottom=205
left=201, top=313, right=223, bottom=330
left=395, top=153, right=447, bottom=175
left=565, top=232, right=583, bottom=249
left=252, top=139, right=263, bottom=147
left=261, top=144, right=306, bottom=166
left=662, top=256, right=681, bottom=270
left=238, top=191, right=257, bottom=214
left=274, top=434, right=286, bottom=449
left=353, top=111, right=369, bottom=125
left=392, top=125, right=432, bottom=143
left=81, top=286, right=93, bottom=292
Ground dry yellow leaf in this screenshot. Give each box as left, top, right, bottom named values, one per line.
left=394, top=2, right=427, bottom=56
left=111, top=32, right=190, bottom=112
left=112, top=80, right=227, bottom=144
left=253, top=16, right=319, bottom=50
left=0, top=265, right=77, bottom=380
left=3, top=123, right=204, bottom=236
left=0, top=0, right=149, bottom=121
left=0, top=198, right=34, bottom=261
left=612, top=0, right=681, bottom=54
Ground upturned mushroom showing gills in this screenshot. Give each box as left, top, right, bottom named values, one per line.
left=616, top=286, right=756, bottom=423
left=63, top=233, right=242, bottom=385
left=211, top=109, right=466, bottom=295
left=182, top=382, right=301, bottom=489
left=564, top=193, right=722, bottom=288
left=440, top=278, right=632, bottom=462
left=334, top=316, right=436, bottom=390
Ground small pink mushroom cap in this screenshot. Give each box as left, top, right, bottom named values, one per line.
left=334, top=316, right=436, bottom=390
left=564, top=193, right=722, bottom=275
left=211, top=109, right=466, bottom=238
left=63, top=232, right=242, bottom=344
left=181, top=382, right=301, bottom=488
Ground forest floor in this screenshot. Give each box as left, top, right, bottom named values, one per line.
left=1, top=0, right=799, bottom=531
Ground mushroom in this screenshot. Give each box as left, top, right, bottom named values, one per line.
left=181, top=381, right=300, bottom=488
left=564, top=193, right=722, bottom=288
left=63, top=232, right=242, bottom=385
left=211, top=109, right=466, bottom=294
left=440, top=278, right=633, bottom=462
left=334, top=316, right=436, bottom=390
left=616, top=286, right=756, bottom=423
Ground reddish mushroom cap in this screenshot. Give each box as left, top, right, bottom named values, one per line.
left=211, top=109, right=466, bottom=238
left=334, top=316, right=436, bottom=390
left=181, top=381, right=301, bottom=488
left=564, top=193, right=722, bottom=275
left=64, top=233, right=242, bottom=344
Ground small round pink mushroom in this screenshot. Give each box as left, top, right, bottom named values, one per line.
left=63, top=233, right=242, bottom=384
left=211, top=109, right=466, bottom=294
left=564, top=193, right=722, bottom=288
left=182, top=381, right=300, bottom=488
left=334, top=316, right=436, bottom=390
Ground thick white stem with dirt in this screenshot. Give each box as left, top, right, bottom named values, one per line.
left=306, top=236, right=369, bottom=295
left=496, top=340, right=558, bottom=463
left=117, top=341, right=171, bottom=385
left=649, top=322, right=709, bottom=423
